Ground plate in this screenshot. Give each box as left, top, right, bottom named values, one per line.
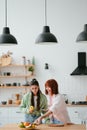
left=48, top=124, right=64, bottom=127
left=18, top=122, right=38, bottom=130
left=19, top=128, right=39, bottom=130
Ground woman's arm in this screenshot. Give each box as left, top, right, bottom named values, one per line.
left=34, top=110, right=52, bottom=124
left=38, top=94, right=47, bottom=113
left=40, top=94, right=48, bottom=114
left=20, top=94, right=30, bottom=113
left=41, top=110, right=52, bottom=118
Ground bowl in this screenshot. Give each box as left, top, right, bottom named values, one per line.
left=18, top=122, right=37, bottom=130
left=1, top=101, right=7, bottom=105
left=19, top=128, right=37, bottom=130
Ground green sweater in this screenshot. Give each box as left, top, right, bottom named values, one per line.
left=20, top=92, right=48, bottom=116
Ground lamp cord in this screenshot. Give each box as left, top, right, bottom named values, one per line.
left=5, top=0, right=7, bottom=27
left=45, top=0, right=47, bottom=26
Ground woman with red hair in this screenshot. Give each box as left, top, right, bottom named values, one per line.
left=35, top=79, right=71, bottom=125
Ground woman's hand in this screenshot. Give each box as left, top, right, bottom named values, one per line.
left=34, top=116, right=42, bottom=125
left=29, top=109, right=34, bottom=114
left=29, top=106, right=34, bottom=114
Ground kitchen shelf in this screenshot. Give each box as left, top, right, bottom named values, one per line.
left=0, top=86, right=30, bottom=88
left=0, top=63, right=35, bottom=87
left=0, top=74, right=34, bottom=78
left=0, top=64, right=34, bottom=67
left=0, top=104, right=20, bottom=107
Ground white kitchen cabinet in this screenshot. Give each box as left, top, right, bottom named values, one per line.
left=0, top=107, right=9, bottom=126
left=67, top=106, right=87, bottom=124
left=8, top=107, right=24, bottom=123
left=0, top=107, right=24, bottom=126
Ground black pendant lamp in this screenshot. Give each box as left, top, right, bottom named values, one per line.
left=35, top=0, right=58, bottom=44
left=76, top=24, right=87, bottom=42
left=0, top=0, right=17, bottom=45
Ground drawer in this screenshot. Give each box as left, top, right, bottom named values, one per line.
left=9, top=117, right=24, bottom=123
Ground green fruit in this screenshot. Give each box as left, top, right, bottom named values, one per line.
left=19, top=123, right=25, bottom=128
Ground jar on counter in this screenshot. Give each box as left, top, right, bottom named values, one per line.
left=8, top=99, right=13, bottom=104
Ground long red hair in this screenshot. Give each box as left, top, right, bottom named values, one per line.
left=45, top=79, right=59, bottom=95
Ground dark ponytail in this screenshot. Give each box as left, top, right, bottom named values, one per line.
left=30, top=79, right=40, bottom=110
left=30, top=78, right=39, bottom=86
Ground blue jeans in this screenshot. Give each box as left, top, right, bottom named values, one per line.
left=50, top=117, right=64, bottom=124
left=25, top=114, right=40, bottom=123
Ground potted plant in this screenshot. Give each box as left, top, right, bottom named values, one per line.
left=28, top=65, right=34, bottom=75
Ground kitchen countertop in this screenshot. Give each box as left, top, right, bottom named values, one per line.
left=0, top=124, right=85, bottom=130
left=1, top=103, right=87, bottom=107
left=67, top=103, right=87, bottom=107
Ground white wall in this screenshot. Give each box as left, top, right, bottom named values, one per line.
left=0, top=0, right=87, bottom=103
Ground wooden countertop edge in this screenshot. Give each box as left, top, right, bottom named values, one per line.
left=1, top=124, right=85, bottom=130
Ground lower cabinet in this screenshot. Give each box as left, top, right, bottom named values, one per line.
left=0, top=107, right=24, bottom=126
left=8, top=107, right=25, bottom=123
left=1, top=105, right=87, bottom=126
left=0, top=107, right=9, bottom=126
left=67, top=106, right=87, bottom=124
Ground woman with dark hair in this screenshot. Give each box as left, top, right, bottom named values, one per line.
left=20, top=79, right=47, bottom=123
left=35, top=79, right=71, bottom=125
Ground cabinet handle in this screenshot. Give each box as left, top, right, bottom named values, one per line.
left=74, top=111, right=78, bottom=113
left=16, top=111, right=21, bottom=113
